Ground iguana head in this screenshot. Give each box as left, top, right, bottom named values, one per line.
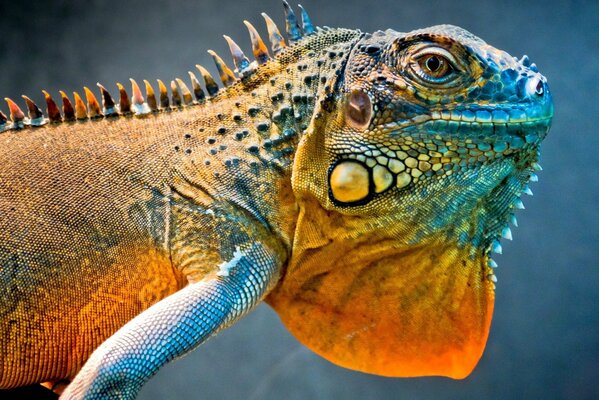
left=269, top=25, right=552, bottom=379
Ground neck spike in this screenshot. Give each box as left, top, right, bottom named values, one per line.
left=130, top=79, right=150, bottom=115
left=116, top=83, right=131, bottom=114
left=262, top=13, right=286, bottom=55
left=208, top=50, right=237, bottom=86
left=42, top=91, right=61, bottom=122
left=0, top=110, right=7, bottom=130
left=243, top=21, right=270, bottom=65
left=170, top=80, right=182, bottom=107
left=196, top=64, right=220, bottom=97
left=22, top=95, right=46, bottom=126
left=83, top=87, right=102, bottom=118
left=59, top=91, right=75, bottom=120
left=223, top=35, right=252, bottom=77
left=72, top=92, right=88, bottom=120
left=175, top=78, right=194, bottom=105
left=298, top=5, right=315, bottom=35
left=96, top=84, right=118, bottom=116
left=4, top=98, right=25, bottom=125
left=143, top=80, right=158, bottom=111
left=130, top=79, right=144, bottom=105
left=282, top=1, right=302, bottom=43
left=157, top=79, right=170, bottom=109
left=187, top=71, right=205, bottom=102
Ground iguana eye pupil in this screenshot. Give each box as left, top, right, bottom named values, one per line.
left=412, top=53, right=455, bottom=83
left=425, top=55, right=441, bottom=72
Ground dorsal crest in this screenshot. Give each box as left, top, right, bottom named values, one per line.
left=0, top=2, right=318, bottom=133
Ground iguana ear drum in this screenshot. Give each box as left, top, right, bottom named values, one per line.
left=345, top=90, right=372, bottom=130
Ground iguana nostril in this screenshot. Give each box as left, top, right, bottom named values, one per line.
left=524, top=76, right=544, bottom=98
left=535, top=80, right=544, bottom=96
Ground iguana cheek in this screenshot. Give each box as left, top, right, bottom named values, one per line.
left=329, top=161, right=371, bottom=203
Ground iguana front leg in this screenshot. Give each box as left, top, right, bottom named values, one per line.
left=60, top=242, right=281, bottom=400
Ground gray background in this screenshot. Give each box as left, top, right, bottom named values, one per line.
left=0, top=0, right=597, bottom=399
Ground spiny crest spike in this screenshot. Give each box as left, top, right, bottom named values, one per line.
left=72, top=92, right=88, bottom=120
left=96, top=84, right=117, bottom=116
left=175, top=78, right=194, bottom=105
left=130, top=79, right=150, bottom=115
left=42, top=90, right=61, bottom=122
left=298, top=5, right=315, bottom=35
left=83, top=87, right=102, bottom=118
left=4, top=98, right=25, bottom=123
left=261, top=13, right=286, bottom=55
left=187, top=71, right=205, bottom=102
left=207, top=50, right=237, bottom=87
left=116, top=83, right=131, bottom=114
left=21, top=95, right=46, bottom=126
left=143, top=80, right=158, bottom=111
left=157, top=79, right=170, bottom=109
left=196, top=64, right=219, bottom=97
left=223, top=35, right=252, bottom=76
left=0, top=110, right=7, bottom=126
left=130, top=79, right=144, bottom=105
left=282, top=1, right=302, bottom=43
left=59, top=91, right=75, bottom=120
left=243, top=21, right=270, bottom=65
left=170, top=80, right=182, bottom=107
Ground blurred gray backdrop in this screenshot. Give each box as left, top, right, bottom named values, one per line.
left=0, top=0, right=597, bottom=399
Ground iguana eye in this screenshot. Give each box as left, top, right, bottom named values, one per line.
left=411, top=48, right=458, bottom=84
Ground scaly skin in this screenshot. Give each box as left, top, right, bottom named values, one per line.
left=0, top=4, right=552, bottom=399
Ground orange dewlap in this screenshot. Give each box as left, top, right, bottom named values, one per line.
left=267, top=238, right=494, bottom=379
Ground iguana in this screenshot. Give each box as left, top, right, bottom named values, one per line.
left=0, top=2, right=553, bottom=399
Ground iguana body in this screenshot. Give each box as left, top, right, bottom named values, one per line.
left=0, top=3, right=552, bottom=399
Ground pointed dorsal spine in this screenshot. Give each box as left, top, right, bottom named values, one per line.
left=72, top=92, right=88, bottom=120
left=175, top=78, right=194, bottom=105
left=243, top=21, right=270, bottom=65
left=196, top=65, right=219, bottom=97
left=157, top=79, right=170, bottom=109
left=170, top=80, right=182, bottom=107
left=130, top=79, right=151, bottom=115
left=144, top=80, right=158, bottom=112
left=4, top=98, right=26, bottom=129
left=262, top=13, right=286, bottom=55
left=84, top=87, right=103, bottom=118
left=42, top=91, right=62, bottom=122
left=59, top=91, right=75, bottom=121
left=207, top=50, right=237, bottom=87
left=116, top=83, right=131, bottom=114
left=298, top=5, right=315, bottom=35
left=22, top=95, right=47, bottom=126
left=188, top=71, right=205, bottom=102
left=223, top=35, right=253, bottom=78
left=283, top=1, right=302, bottom=43
left=0, top=109, right=7, bottom=131
left=97, top=83, right=118, bottom=116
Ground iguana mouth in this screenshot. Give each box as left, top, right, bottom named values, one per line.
left=329, top=112, right=549, bottom=207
